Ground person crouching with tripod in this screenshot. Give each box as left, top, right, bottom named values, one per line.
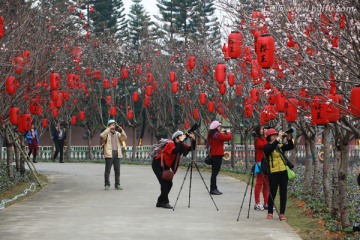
left=152, top=130, right=195, bottom=209
left=263, top=128, right=294, bottom=221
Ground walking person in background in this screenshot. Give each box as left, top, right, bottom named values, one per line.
left=263, top=128, right=294, bottom=221
left=152, top=130, right=196, bottom=209
left=26, top=124, right=39, bottom=163
left=253, top=125, right=269, bottom=211
left=52, top=122, right=66, bottom=163
left=100, top=119, right=127, bottom=190
left=207, top=120, right=232, bottom=195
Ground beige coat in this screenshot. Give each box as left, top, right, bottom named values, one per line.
left=100, top=128, right=127, bottom=158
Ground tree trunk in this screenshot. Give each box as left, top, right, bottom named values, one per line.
left=132, top=126, right=136, bottom=161
left=331, top=146, right=341, bottom=218
left=322, top=125, right=331, bottom=208
left=19, top=138, right=26, bottom=175
left=310, top=138, right=321, bottom=198
left=6, top=143, right=14, bottom=178
left=66, top=125, right=72, bottom=161
left=303, top=139, right=313, bottom=193
left=230, top=126, right=235, bottom=169
left=14, top=140, right=21, bottom=172
left=339, top=143, right=351, bottom=228
left=87, top=127, right=93, bottom=161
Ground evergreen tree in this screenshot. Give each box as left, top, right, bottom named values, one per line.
left=90, top=0, right=114, bottom=34
left=111, top=0, right=128, bottom=43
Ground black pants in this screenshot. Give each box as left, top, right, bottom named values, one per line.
left=152, top=158, right=172, bottom=205
left=28, top=149, right=37, bottom=162
left=53, top=140, right=64, bottom=162
left=210, top=156, right=223, bottom=191
left=267, top=170, right=288, bottom=215
left=104, top=150, right=120, bottom=186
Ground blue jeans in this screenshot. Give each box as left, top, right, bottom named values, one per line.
left=104, top=150, right=120, bottom=186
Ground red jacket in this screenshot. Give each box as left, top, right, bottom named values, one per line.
left=254, top=137, right=267, bottom=163
left=155, top=141, right=191, bottom=173
left=208, top=131, right=232, bottom=156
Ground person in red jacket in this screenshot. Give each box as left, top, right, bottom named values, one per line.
left=253, top=125, right=269, bottom=211
left=152, top=130, right=196, bottom=209
left=207, top=121, right=232, bottom=195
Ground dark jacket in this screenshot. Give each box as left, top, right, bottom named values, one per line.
left=26, top=130, right=39, bottom=145
left=263, top=139, right=294, bottom=173
left=52, top=126, right=67, bottom=142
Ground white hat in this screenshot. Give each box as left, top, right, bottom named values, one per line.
left=172, top=130, right=184, bottom=139
left=108, top=119, right=116, bottom=126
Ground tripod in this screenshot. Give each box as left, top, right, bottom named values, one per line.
left=173, top=147, right=219, bottom=211
left=236, top=163, right=279, bottom=220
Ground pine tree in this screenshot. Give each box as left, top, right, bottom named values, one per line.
left=111, top=0, right=128, bottom=43
left=90, top=0, right=114, bottom=34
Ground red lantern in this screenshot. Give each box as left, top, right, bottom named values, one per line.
left=86, top=66, right=92, bottom=76
left=136, top=65, right=142, bottom=75
left=127, top=110, right=134, bottom=120
left=250, top=88, right=260, bottom=103
left=71, top=116, right=77, bottom=125
left=5, top=76, right=16, bottom=95
left=41, top=118, right=48, bottom=128
left=145, top=86, right=152, bottom=96
left=9, top=107, right=20, bottom=125
left=228, top=31, right=243, bottom=59
left=11, top=56, right=24, bottom=74
left=185, top=82, right=191, bottom=91
left=29, top=97, right=42, bottom=115
left=112, top=77, right=118, bottom=87
left=250, top=59, right=262, bottom=82
left=311, top=96, right=329, bottom=125
left=21, top=114, right=32, bottom=131
left=184, top=120, right=190, bottom=130
left=200, top=93, right=207, bottom=105
left=121, top=68, right=129, bottom=79
left=79, top=111, right=85, bottom=121
left=132, top=92, right=139, bottom=102
left=103, top=78, right=110, bottom=89
left=219, top=83, right=226, bottom=95
left=169, top=72, right=176, bottom=83
left=52, top=108, right=59, bottom=118
left=284, top=98, right=298, bottom=123
left=171, top=82, right=179, bottom=93
left=275, top=92, right=286, bottom=112
left=106, top=96, right=112, bottom=105
left=110, top=106, right=116, bottom=116
left=193, top=108, right=199, bottom=120
left=55, top=97, right=63, bottom=108
left=215, top=63, right=226, bottom=83
left=50, top=72, right=60, bottom=90
left=207, top=101, right=215, bottom=113
left=67, top=73, right=75, bottom=89
left=235, top=84, right=243, bottom=97
left=244, top=103, right=253, bottom=118
left=328, top=94, right=341, bottom=122
left=256, top=34, right=275, bottom=69
left=227, top=73, right=235, bottom=86
left=61, top=90, right=69, bottom=101
left=144, top=95, right=151, bottom=108
left=187, top=56, right=196, bottom=70
left=92, top=70, right=101, bottom=79
left=349, top=86, right=360, bottom=118
left=147, top=73, right=153, bottom=83
left=0, top=16, right=4, bottom=39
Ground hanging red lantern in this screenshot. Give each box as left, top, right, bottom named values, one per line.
left=41, top=118, right=48, bottom=128
left=244, top=103, right=253, bottom=118
left=55, top=97, right=63, bottom=108
left=109, top=106, right=116, bottom=116
left=275, top=92, right=286, bottom=112
left=207, top=101, right=215, bottom=113
left=71, top=116, right=77, bottom=125
left=92, top=70, right=101, bottom=79
left=171, top=82, right=179, bottom=93
left=284, top=98, right=298, bottom=123
left=0, top=16, right=4, bottom=39
left=250, top=59, right=262, bottom=83
left=112, top=77, right=118, bottom=87
left=5, top=76, right=16, bottom=95
left=215, top=63, right=226, bottom=83
left=193, top=108, right=199, bottom=120
left=235, top=84, right=243, bottom=97
left=255, top=34, right=275, bottom=69
left=147, top=72, right=153, bottom=83
left=200, top=93, right=207, bottom=105
left=51, top=90, right=60, bottom=101
left=106, top=96, right=112, bottom=105
left=127, top=110, right=134, bottom=120
left=332, top=35, right=339, bottom=48
left=132, top=92, right=139, bottom=102
left=144, top=95, right=151, bottom=108
left=29, top=97, right=42, bottom=115
left=184, top=120, right=190, bottom=130
left=11, top=56, right=24, bottom=74
left=340, top=14, right=346, bottom=29
left=62, top=90, right=69, bottom=101
left=50, top=72, right=60, bottom=90
left=187, top=56, right=196, bottom=71
left=103, top=78, right=110, bottom=89
left=79, top=111, right=85, bottom=121
left=227, top=73, right=235, bottom=86
left=52, top=108, right=59, bottom=118
left=287, top=35, right=295, bottom=47
left=145, top=85, right=153, bottom=96
left=228, top=31, right=243, bottom=59
left=121, top=68, right=129, bottom=79
left=9, top=107, right=20, bottom=125
left=185, top=82, right=191, bottom=91
left=136, top=65, right=142, bottom=75
left=169, top=72, right=176, bottom=83
left=21, top=113, right=32, bottom=131
left=219, top=83, right=226, bottom=95
left=349, top=86, right=360, bottom=118
left=250, top=88, right=260, bottom=103
left=311, top=96, right=329, bottom=125
left=327, top=94, right=341, bottom=122
left=85, top=66, right=92, bottom=76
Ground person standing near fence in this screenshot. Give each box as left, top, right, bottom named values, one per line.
left=100, top=119, right=127, bottom=190
left=207, top=120, right=232, bottom=195
left=52, top=122, right=66, bottom=163
left=26, top=124, right=39, bottom=163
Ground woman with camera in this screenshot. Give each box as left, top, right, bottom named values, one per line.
left=207, top=121, right=232, bottom=195
left=263, top=128, right=294, bottom=221
left=152, top=130, right=196, bottom=209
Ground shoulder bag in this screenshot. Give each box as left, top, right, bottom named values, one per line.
left=276, top=148, right=295, bottom=180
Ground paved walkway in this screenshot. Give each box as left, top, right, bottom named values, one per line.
left=0, top=163, right=301, bottom=240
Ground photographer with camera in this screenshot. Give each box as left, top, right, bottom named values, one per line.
left=263, top=128, right=294, bottom=221
left=100, top=119, right=127, bottom=190
left=152, top=130, right=196, bottom=209
left=207, top=121, right=232, bottom=195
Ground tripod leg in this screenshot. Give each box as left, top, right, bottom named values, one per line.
left=173, top=162, right=191, bottom=211
left=188, top=162, right=193, bottom=208
left=237, top=172, right=252, bottom=221
left=193, top=162, right=219, bottom=211
left=247, top=170, right=256, bottom=218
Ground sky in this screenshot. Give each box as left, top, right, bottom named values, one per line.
left=122, top=0, right=159, bottom=18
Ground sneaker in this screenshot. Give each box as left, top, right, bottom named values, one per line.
left=263, top=204, right=268, bottom=210
left=266, top=214, right=273, bottom=219
left=279, top=214, right=286, bottom=221
left=104, top=185, right=110, bottom=190
left=254, top=203, right=264, bottom=211
left=115, top=185, right=123, bottom=190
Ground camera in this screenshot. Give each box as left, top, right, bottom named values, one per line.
left=285, top=128, right=294, bottom=134
left=115, top=125, right=122, bottom=133
left=185, top=124, right=199, bottom=139
left=263, top=125, right=272, bottom=130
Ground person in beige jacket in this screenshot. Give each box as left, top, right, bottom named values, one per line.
left=100, top=119, right=127, bottom=190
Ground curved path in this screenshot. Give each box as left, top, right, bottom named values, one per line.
left=0, top=163, right=301, bottom=240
